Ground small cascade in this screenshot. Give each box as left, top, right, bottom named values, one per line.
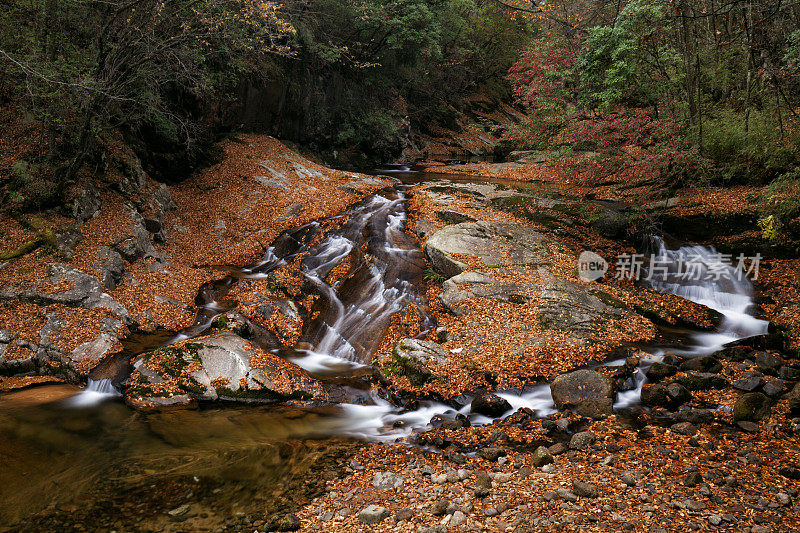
left=645, top=235, right=768, bottom=348
left=64, top=378, right=120, bottom=408
left=614, top=236, right=769, bottom=408
left=339, top=235, right=771, bottom=441
left=290, top=190, right=430, bottom=374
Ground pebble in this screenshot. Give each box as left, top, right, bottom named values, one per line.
left=572, top=480, right=599, bottom=498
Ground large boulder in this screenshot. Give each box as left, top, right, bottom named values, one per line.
left=550, top=370, right=615, bottom=412
left=471, top=392, right=513, bottom=418
left=733, top=392, right=772, bottom=422
left=538, top=281, right=632, bottom=336
left=641, top=382, right=691, bottom=409
left=132, top=333, right=318, bottom=404
left=440, top=271, right=532, bottom=316
left=680, top=356, right=722, bottom=374
left=424, top=222, right=550, bottom=279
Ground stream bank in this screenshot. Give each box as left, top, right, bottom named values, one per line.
left=2, top=141, right=800, bottom=531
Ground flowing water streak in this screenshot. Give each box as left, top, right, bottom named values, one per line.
left=339, top=235, right=771, bottom=440
left=615, top=235, right=770, bottom=407
left=290, top=191, right=431, bottom=374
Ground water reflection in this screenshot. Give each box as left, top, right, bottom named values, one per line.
left=0, top=385, right=356, bottom=529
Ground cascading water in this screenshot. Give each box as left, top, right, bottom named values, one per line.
left=64, top=377, right=120, bottom=408
left=614, top=235, right=769, bottom=408
left=343, top=235, right=771, bottom=440
left=68, top=183, right=770, bottom=440
left=289, top=191, right=431, bottom=374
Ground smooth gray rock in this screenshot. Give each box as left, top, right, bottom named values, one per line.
left=424, top=222, right=550, bottom=279
left=358, top=505, right=390, bottom=525
left=372, top=471, right=405, bottom=490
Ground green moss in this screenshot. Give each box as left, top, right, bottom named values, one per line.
left=590, top=290, right=630, bottom=310
left=215, top=386, right=312, bottom=402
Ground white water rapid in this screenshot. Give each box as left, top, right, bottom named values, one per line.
left=614, top=236, right=769, bottom=408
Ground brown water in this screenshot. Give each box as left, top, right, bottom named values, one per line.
left=0, top=384, right=358, bottom=531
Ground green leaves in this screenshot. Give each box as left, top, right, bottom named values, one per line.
left=575, top=0, right=677, bottom=110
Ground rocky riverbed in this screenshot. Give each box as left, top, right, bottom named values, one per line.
left=1, top=140, right=799, bottom=532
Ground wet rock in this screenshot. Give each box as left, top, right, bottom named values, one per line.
left=679, top=356, right=722, bottom=374
left=471, top=393, right=512, bottom=418
left=713, top=345, right=752, bottom=362
left=550, top=369, right=614, bottom=411
left=733, top=376, right=765, bottom=392
left=641, top=382, right=691, bottom=409
left=755, top=351, right=784, bottom=375
left=572, top=480, right=599, bottom=498
left=666, top=383, right=692, bottom=405
left=645, top=362, right=678, bottom=382
left=676, top=372, right=728, bottom=391
left=358, top=505, right=390, bottom=525
left=477, top=446, right=506, bottom=462
left=780, top=365, right=800, bottom=380
left=424, top=222, right=550, bottom=279
left=733, top=392, right=772, bottom=422
left=762, top=380, right=784, bottom=398
left=641, top=383, right=669, bottom=407
left=372, top=471, right=404, bottom=490
left=569, top=431, right=596, bottom=450
left=531, top=446, right=554, bottom=467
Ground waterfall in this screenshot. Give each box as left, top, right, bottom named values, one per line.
left=614, top=236, right=769, bottom=408
left=645, top=235, right=769, bottom=350
left=64, top=378, right=120, bottom=408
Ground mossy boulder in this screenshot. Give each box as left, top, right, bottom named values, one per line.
left=733, top=392, right=773, bottom=422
